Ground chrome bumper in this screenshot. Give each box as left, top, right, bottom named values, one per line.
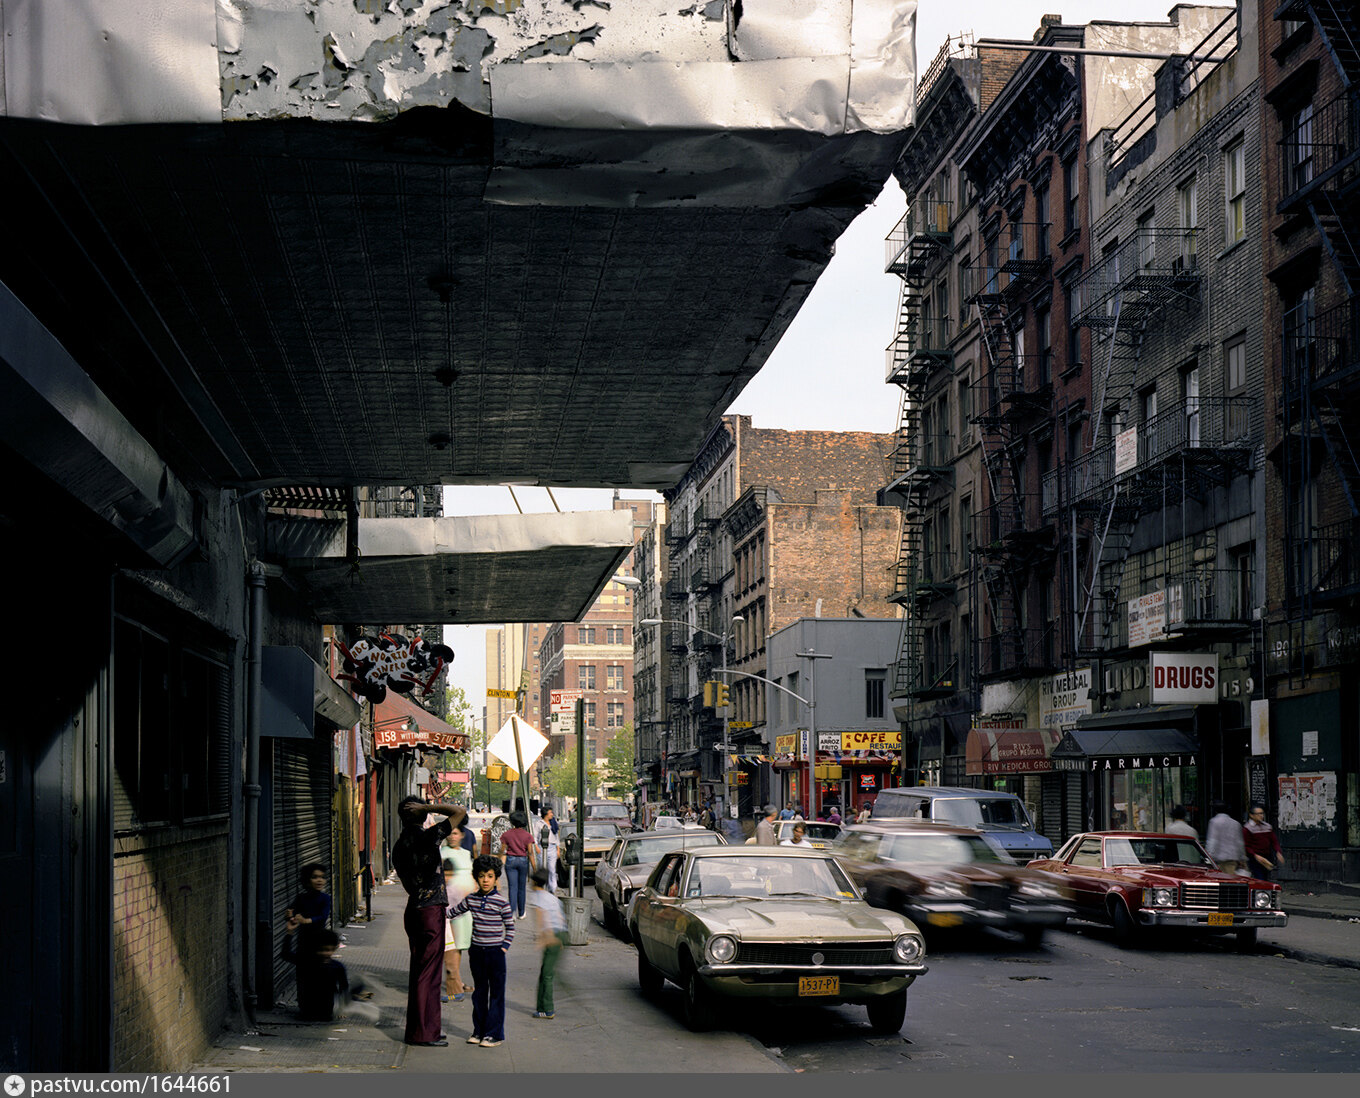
left=1140, top=909, right=1288, bottom=928
left=698, top=962, right=928, bottom=977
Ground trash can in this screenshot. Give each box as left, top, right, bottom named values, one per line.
left=565, top=897, right=591, bottom=945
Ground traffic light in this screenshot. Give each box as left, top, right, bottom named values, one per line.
left=714, top=681, right=730, bottom=709
left=703, top=681, right=716, bottom=708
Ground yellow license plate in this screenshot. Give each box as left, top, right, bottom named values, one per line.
left=1207, top=913, right=1234, bottom=927
left=928, top=912, right=964, bottom=928
left=798, top=975, right=839, bottom=996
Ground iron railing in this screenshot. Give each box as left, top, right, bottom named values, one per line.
left=1071, top=228, right=1202, bottom=324
left=885, top=201, right=955, bottom=272
left=1280, top=88, right=1358, bottom=202
left=885, top=313, right=954, bottom=382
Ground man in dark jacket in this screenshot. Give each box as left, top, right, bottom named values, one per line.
left=392, top=796, right=467, bottom=1046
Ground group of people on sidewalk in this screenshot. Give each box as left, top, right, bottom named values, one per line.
left=1204, top=801, right=1286, bottom=879
left=391, top=797, right=568, bottom=1050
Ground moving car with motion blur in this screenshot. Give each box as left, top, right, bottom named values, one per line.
left=833, top=822, right=1072, bottom=948
left=628, top=846, right=928, bottom=1034
left=595, top=828, right=728, bottom=934
left=1027, top=831, right=1287, bottom=949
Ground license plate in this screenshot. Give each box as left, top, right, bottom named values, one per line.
left=1207, top=913, right=1233, bottom=927
left=928, top=912, right=964, bottom=928
left=798, top=975, right=839, bottom=996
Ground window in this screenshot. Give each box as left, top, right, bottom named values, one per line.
left=960, top=496, right=972, bottom=560
left=1177, top=177, right=1198, bottom=264
left=114, top=615, right=231, bottom=831
left=1223, top=138, right=1246, bottom=245
left=1036, top=305, right=1052, bottom=387
left=1229, top=545, right=1255, bottom=620
left=958, top=255, right=973, bottom=324
left=939, top=504, right=953, bottom=574
left=1225, top=335, right=1248, bottom=438
left=577, top=625, right=595, bottom=644
left=1286, top=102, right=1314, bottom=194
left=605, top=625, right=628, bottom=645
left=585, top=701, right=597, bottom=728
left=865, top=670, right=886, bottom=720
left=1140, top=384, right=1158, bottom=426
left=606, top=663, right=625, bottom=690
left=958, top=377, right=972, bottom=441
left=1035, top=183, right=1051, bottom=257
left=1137, top=209, right=1156, bottom=270
left=1182, top=362, right=1200, bottom=447
left=607, top=701, right=626, bottom=728
left=1065, top=283, right=1082, bottom=367
left=579, top=664, right=596, bottom=690
left=1064, top=156, right=1080, bottom=236
left=1283, top=285, right=1315, bottom=389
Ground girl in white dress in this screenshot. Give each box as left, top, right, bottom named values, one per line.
left=442, top=825, right=476, bottom=1001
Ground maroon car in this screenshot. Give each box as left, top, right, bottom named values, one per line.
left=1028, top=831, right=1287, bottom=949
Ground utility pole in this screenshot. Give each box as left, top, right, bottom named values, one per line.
left=796, top=648, right=833, bottom=819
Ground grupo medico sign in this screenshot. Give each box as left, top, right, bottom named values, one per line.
left=1149, top=652, right=1218, bottom=704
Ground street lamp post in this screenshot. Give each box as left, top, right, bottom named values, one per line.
left=639, top=615, right=742, bottom=822
left=796, top=648, right=833, bottom=819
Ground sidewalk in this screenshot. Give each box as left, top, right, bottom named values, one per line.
left=190, top=879, right=785, bottom=1074
left=1257, top=880, right=1360, bottom=970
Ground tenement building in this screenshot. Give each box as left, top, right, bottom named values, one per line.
left=1259, top=0, right=1360, bottom=882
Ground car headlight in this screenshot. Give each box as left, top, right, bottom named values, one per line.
left=1018, top=880, right=1062, bottom=900
left=1253, top=890, right=1277, bottom=909
left=924, top=881, right=966, bottom=898
left=706, top=935, right=737, bottom=964
left=893, top=934, right=926, bottom=963
left=1142, top=887, right=1177, bottom=907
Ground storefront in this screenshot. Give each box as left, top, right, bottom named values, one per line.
left=1051, top=724, right=1200, bottom=833
left=772, top=730, right=898, bottom=815
left=964, top=726, right=1080, bottom=845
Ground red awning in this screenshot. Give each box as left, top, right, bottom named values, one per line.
left=965, top=728, right=1064, bottom=775
left=373, top=691, right=470, bottom=751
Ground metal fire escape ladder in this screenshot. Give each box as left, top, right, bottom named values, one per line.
left=1289, top=0, right=1360, bottom=88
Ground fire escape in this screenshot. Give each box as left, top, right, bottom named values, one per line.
left=1050, top=227, right=1258, bottom=653
left=968, top=217, right=1056, bottom=679
left=1276, top=1, right=1360, bottom=633
left=883, top=200, right=956, bottom=711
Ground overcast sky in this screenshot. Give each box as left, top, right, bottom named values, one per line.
left=444, top=0, right=1186, bottom=718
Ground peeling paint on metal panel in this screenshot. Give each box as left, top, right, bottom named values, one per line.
left=726, top=0, right=852, bottom=62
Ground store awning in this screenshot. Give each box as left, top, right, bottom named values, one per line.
left=261, top=645, right=363, bottom=740
left=965, top=728, right=1064, bottom=776
left=373, top=691, right=471, bottom=752
left=1050, top=728, right=1199, bottom=772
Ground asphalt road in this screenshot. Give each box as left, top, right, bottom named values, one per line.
left=592, top=898, right=1360, bottom=1072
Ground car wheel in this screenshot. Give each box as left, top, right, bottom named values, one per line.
left=1112, top=899, right=1141, bottom=948
left=866, top=989, right=908, bottom=1035
left=1235, top=927, right=1258, bottom=952
left=680, top=957, right=714, bottom=1032
left=637, top=946, right=664, bottom=997
left=1020, top=926, right=1045, bottom=950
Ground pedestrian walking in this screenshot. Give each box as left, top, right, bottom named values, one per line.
left=755, top=804, right=778, bottom=846
left=539, top=807, right=561, bottom=892
left=528, top=866, right=568, bottom=1019
left=499, top=809, right=538, bottom=918
left=1165, top=805, right=1198, bottom=839
left=1205, top=801, right=1247, bottom=874
left=391, top=796, right=467, bottom=1046
left=442, top=822, right=475, bottom=1003
left=856, top=803, right=872, bottom=824
left=280, top=922, right=353, bottom=1023
left=779, top=802, right=796, bottom=821
left=1243, top=802, right=1285, bottom=880
left=447, top=854, right=515, bottom=1048
left=780, top=822, right=810, bottom=847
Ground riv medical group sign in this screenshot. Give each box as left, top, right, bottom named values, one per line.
left=1149, top=651, right=1218, bottom=704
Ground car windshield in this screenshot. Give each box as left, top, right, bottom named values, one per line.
left=652, top=817, right=682, bottom=829
left=622, top=833, right=723, bottom=866
left=583, top=822, right=620, bottom=839
left=933, top=798, right=1028, bottom=827
left=780, top=822, right=840, bottom=841
left=1104, top=838, right=1214, bottom=868
left=880, top=833, right=1010, bottom=865
left=685, top=855, right=856, bottom=899
left=589, top=804, right=629, bottom=820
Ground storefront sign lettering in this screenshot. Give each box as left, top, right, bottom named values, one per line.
left=1055, top=753, right=1198, bottom=772
left=1149, top=652, right=1218, bottom=704
left=337, top=632, right=452, bottom=704
left=840, top=730, right=902, bottom=751
left=1040, top=668, right=1092, bottom=729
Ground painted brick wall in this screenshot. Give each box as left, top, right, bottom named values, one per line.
left=113, top=827, right=230, bottom=1071
left=766, top=488, right=902, bottom=630
left=735, top=424, right=893, bottom=505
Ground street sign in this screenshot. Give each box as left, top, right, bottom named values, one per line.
left=550, top=689, right=583, bottom=737
left=487, top=688, right=518, bottom=699
left=729, top=721, right=754, bottom=729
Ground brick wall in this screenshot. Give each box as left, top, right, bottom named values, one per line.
left=734, top=424, right=893, bottom=505
left=978, top=46, right=1030, bottom=113
left=113, top=826, right=230, bottom=1071
left=766, top=488, right=902, bottom=630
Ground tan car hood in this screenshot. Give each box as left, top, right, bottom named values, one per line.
left=688, top=897, right=912, bottom=939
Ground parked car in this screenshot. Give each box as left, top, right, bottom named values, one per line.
left=869, top=786, right=1055, bottom=863
left=561, top=821, right=628, bottom=883
left=595, top=829, right=728, bottom=934
left=582, top=798, right=633, bottom=828
left=1027, top=831, right=1287, bottom=949
left=832, top=822, right=1072, bottom=948
left=627, top=846, right=928, bottom=1033
left=745, top=820, right=842, bottom=849
left=650, top=815, right=706, bottom=831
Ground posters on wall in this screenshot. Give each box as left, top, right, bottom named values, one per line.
left=1277, top=772, right=1338, bottom=830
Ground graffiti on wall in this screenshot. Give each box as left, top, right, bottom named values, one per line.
left=336, top=633, right=454, bottom=703
left=1277, top=771, right=1338, bottom=831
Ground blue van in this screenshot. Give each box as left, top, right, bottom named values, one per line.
left=869, top=786, right=1055, bottom=862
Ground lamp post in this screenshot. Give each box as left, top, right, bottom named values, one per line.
left=639, top=615, right=743, bottom=822
left=795, top=648, right=833, bottom=819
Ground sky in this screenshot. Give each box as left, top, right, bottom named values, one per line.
left=444, top=0, right=1186, bottom=715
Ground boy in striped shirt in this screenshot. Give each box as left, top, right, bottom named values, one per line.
left=447, top=854, right=515, bottom=1047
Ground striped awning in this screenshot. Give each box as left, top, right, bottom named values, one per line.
left=965, top=728, right=1064, bottom=775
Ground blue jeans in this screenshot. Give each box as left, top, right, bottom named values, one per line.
left=504, top=855, right=529, bottom=916
left=468, top=945, right=507, bottom=1041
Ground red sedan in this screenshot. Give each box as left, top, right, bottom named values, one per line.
left=1028, top=831, right=1286, bottom=950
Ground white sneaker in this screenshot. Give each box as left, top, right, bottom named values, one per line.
left=466, top=1035, right=482, bottom=1044
left=480, top=1037, right=503, bottom=1047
